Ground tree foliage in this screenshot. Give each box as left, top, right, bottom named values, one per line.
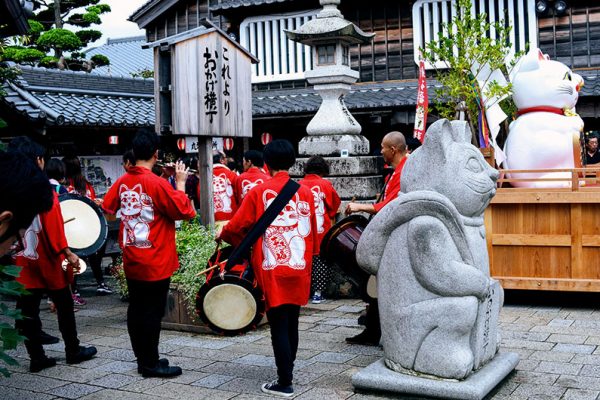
left=2, top=0, right=111, bottom=71
left=0, top=264, right=28, bottom=377
left=421, top=0, right=522, bottom=146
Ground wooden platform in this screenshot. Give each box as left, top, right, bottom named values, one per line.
left=486, top=168, right=600, bottom=292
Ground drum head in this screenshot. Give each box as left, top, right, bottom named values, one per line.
left=196, top=274, right=265, bottom=336
left=59, top=194, right=108, bottom=257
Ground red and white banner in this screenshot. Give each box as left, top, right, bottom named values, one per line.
left=108, top=135, right=119, bottom=145
left=261, top=132, right=272, bottom=146
left=413, top=57, right=429, bottom=143
left=224, top=137, right=234, bottom=151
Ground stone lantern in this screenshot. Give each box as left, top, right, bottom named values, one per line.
left=285, top=0, right=374, bottom=156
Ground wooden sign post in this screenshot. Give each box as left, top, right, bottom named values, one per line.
left=147, top=20, right=258, bottom=227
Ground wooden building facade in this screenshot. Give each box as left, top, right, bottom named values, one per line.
left=131, top=0, right=600, bottom=150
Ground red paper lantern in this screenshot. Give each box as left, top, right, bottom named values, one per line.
left=261, top=132, right=272, bottom=145
left=108, top=135, right=119, bottom=145
left=176, top=138, right=186, bottom=151
left=224, top=138, right=234, bottom=151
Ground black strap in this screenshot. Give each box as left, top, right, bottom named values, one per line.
left=226, top=179, right=300, bottom=268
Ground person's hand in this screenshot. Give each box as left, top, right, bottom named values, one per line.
left=345, top=202, right=360, bottom=215
left=64, top=249, right=80, bottom=272
left=174, top=161, right=189, bottom=192
left=93, top=198, right=104, bottom=206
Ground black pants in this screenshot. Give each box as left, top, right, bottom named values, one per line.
left=87, top=242, right=107, bottom=285
left=15, top=287, right=80, bottom=360
left=126, top=277, right=170, bottom=368
left=267, top=304, right=300, bottom=387
left=365, top=298, right=381, bottom=340
left=311, top=255, right=331, bottom=293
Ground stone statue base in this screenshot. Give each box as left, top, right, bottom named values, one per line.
left=352, top=353, right=519, bottom=400
left=298, top=134, right=370, bottom=156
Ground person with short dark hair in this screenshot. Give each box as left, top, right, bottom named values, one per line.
left=220, top=139, right=319, bottom=398
left=0, top=151, right=53, bottom=257
left=235, top=150, right=270, bottom=204
left=7, top=138, right=98, bottom=373
left=122, top=150, right=136, bottom=172
left=299, top=156, right=341, bottom=304
left=45, top=158, right=68, bottom=195
left=586, top=133, right=600, bottom=166
left=103, top=129, right=196, bottom=378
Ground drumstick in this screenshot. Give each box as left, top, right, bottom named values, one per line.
left=195, top=264, right=220, bottom=277
left=64, top=217, right=76, bottom=224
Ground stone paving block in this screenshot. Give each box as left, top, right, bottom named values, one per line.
left=556, top=375, right=600, bottom=391
left=101, top=348, right=136, bottom=362
left=511, top=383, right=566, bottom=398
left=79, top=388, right=162, bottom=400
left=216, top=377, right=277, bottom=396
left=347, top=355, right=381, bottom=368
left=516, top=359, right=539, bottom=371
left=561, top=388, right=600, bottom=400
left=310, top=367, right=360, bottom=392
left=310, top=351, right=356, bottom=364
left=46, top=382, right=103, bottom=399
left=299, top=322, right=317, bottom=331
left=87, top=336, right=131, bottom=348
left=580, top=365, right=600, bottom=378
left=143, top=381, right=237, bottom=399
left=89, top=373, right=142, bottom=388
left=192, top=373, right=236, bottom=388
left=295, top=387, right=354, bottom=399
left=1, top=372, right=69, bottom=391
left=167, top=347, right=242, bottom=362
left=336, top=306, right=364, bottom=313
left=233, top=354, right=275, bottom=368
left=158, top=355, right=214, bottom=371
left=164, top=337, right=236, bottom=350
left=529, top=350, right=575, bottom=362
left=299, top=315, right=326, bottom=323
left=294, top=369, right=328, bottom=385
left=38, top=364, right=111, bottom=383
left=511, top=370, right=560, bottom=385
left=504, top=331, right=551, bottom=342
left=95, top=360, right=138, bottom=374
left=553, top=343, right=596, bottom=354
left=320, top=318, right=360, bottom=327
left=201, top=361, right=275, bottom=381
left=297, top=361, right=351, bottom=375
left=229, top=394, right=273, bottom=399
left=0, top=386, right=57, bottom=400
left=548, top=334, right=588, bottom=344
left=535, top=361, right=583, bottom=375
left=585, top=337, right=600, bottom=346
left=501, top=339, right=555, bottom=351
left=548, top=319, right=575, bottom=327
left=118, top=377, right=167, bottom=393
left=572, top=354, right=600, bottom=365
left=342, top=344, right=384, bottom=357
left=498, top=347, right=534, bottom=360
left=308, top=323, right=339, bottom=332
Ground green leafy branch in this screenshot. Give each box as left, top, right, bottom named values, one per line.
left=0, top=264, right=27, bottom=377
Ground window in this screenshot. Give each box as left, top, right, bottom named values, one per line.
left=317, top=45, right=336, bottom=65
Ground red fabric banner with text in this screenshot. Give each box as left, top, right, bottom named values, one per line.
left=413, top=58, right=429, bottom=143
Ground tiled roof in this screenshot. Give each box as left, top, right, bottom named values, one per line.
left=252, top=81, right=442, bottom=117
left=85, top=36, right=154, bottom=78
left=1, top=66, right=154, bottom=127
left=211, top=0, right=297, bottom=11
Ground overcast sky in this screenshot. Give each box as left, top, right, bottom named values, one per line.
left=94, top=0, right=148, bottom=44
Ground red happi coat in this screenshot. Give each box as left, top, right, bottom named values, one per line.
left=220, top=171, right=319, bottom=310
left=298, top=174, right=341, bottom=248
left=212, top=164, right=238, bottom=221
left=103, top=166, right=196, bottom=281
left=14, top=193, right=69, bottom=290
left=66, top=179, right=96, bottom=200
left=373, top=156, right=408, bottom=212
left=235, top=166, right=270, bottom=204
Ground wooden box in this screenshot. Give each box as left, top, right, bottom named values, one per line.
left=162, top=285, right=212, bottom=334
left=486, top=169, right=600, bottom=292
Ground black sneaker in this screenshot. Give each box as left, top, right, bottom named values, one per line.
left=345, top=330, right=380, bottom=346
left=261, top=380, right=294, bottom=398
left=30, top=356, right=56, bottom=372
left=141, top=364, right=182, bottom=378
left=137, top=358, right=169, bottom=374
left=40, top=330, right=59, bottom=345
left=66, top=345, right=97, bottom=364
left=96, top=283, right=113, bottom=295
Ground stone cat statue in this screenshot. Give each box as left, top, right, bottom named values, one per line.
left=356, top=119, right=502, bottom=380
left=503, top=48, right=584, bottom=188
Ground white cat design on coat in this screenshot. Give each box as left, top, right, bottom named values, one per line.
left=119, top=184, right=154, bottom=248
left=213, top=173, right=233, bottom=213
left=504, top=48, right=585, bottom=188
left=241, top=178, right=264, bottom=200
left=262, top=190, right=311, bottom=270
left=20, top=215, right=42, bottom=259
left=310, top=186, right=326, bottom=234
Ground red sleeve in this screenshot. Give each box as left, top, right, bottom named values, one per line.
left=102, top=180, right=120, bottom=214
left=152, top=178, right=196, bottom=221
left=326, top=181, right=341, bottom=219
left=373, top=184, right=400, bottom=212
left=220, top=187, right=257, bottom=247
left=42, top=196, right=69, bottom=255
left=308, top=190, right=319, bottom=255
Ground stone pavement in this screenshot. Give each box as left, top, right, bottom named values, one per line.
left=2, top=280, right=600, bottom=400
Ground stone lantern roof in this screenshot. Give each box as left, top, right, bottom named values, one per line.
left=284, top=0, right=374, bottom=46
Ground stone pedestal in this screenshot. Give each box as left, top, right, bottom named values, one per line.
left=352, top=354, right=519, bottom=400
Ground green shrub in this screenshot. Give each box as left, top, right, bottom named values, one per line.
left=91, top=54, right=109, bottom=66
left=37, top=29, right=82, bottom=51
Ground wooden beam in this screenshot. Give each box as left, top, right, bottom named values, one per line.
left=491, top=234, right=571, bottom=247
left=494, top=276, right=600, bottom=292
